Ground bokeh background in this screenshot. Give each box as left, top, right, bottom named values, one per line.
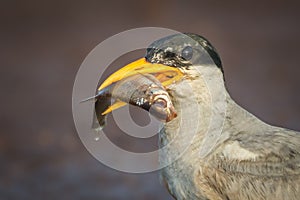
left=1, top=0, right=300, bottom=199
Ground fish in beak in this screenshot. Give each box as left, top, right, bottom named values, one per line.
left=92, top=58, right=184, bottom=130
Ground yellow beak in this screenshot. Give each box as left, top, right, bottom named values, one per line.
left=98, top=58, right=183, bottom=115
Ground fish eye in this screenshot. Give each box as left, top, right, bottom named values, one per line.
left=181, top=46, right=193, bottom=60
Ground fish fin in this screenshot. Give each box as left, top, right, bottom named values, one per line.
left=81, top=85, right=113, bottom=103
left=80, top=95, right=98, bottom=103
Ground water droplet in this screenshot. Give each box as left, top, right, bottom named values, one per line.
left=93, top=126, right=103, bottom=141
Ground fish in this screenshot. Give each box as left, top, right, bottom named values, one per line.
left=89, top=74, right=177, bottom=131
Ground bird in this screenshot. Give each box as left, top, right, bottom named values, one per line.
left=95, top=33, right=300, bottom=200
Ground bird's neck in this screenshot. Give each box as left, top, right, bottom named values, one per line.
left=158, top=67, right=231, bottom=197
left=160, top=66, right=262, bottom=160
left=161, top=67, right=224, bottom=152
left=159, top=67, right=270, bottom=199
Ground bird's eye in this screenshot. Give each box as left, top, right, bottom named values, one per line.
left=181, top=46, right=193, bottom=60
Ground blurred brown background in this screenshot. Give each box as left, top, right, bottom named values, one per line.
left=1, top=0, right=300, bottom=199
